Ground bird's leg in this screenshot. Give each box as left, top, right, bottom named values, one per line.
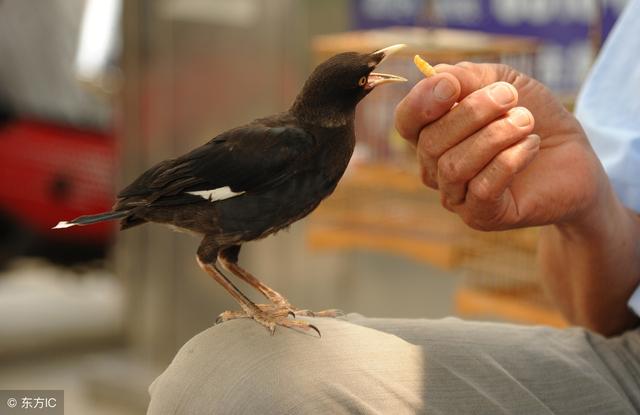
left=219, top=246, right=343, bottom=318
left=196, top=239, right=319, bottom=336
left=218, top=246, right=290, bottom=309
left=196, top=257, right=319, bottom=336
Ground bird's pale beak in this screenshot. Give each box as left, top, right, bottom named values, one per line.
left=366, top=44, right=408, bottom=90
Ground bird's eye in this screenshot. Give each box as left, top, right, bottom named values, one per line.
left=358, top=76, right=367, bottom=86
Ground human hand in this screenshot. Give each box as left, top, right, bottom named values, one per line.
left=395, top=62, right=606, bottom=231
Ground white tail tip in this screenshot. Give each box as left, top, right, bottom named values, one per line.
left=53, top=221, right=76, bottom=229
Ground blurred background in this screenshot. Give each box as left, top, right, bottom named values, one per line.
left=0, top=0, right=629, bottom=413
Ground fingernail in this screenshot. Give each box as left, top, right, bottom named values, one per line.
left=524, top=134, right=540, bottom=149
left=488, top=82, right=515, bottom=105
left=433, top=78, right=456, bottom=101
left=509, top=108, right=531, bottom=127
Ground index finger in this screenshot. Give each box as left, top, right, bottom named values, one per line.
left=434, top=62, right=518, bottom=100
left=394, top=72, right=461, bottom=146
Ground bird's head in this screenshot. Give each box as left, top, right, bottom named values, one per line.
left=291, top=44, right=407, bottom=127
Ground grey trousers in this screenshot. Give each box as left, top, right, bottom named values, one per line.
left=147, top=315, right=640, bottom=414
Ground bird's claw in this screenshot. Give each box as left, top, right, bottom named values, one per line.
left=215, top=304, right=321, bottom=337
left=270, top=298, right=343, bottom=320
left=309, top=323, right=321, bottom=337
left=267, top=319, right=321, bottom=338
left=216, top=310, right=248, bottom=324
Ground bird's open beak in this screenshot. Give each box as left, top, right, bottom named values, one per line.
left=366, top=44, right=408, bottom=90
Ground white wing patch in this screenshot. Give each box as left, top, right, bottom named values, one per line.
left=187, top=186, right=245, bottom=202
left=53, top=221, right=76, bottom=229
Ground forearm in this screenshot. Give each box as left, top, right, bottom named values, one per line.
left=538, top=182, right=640, bottom=336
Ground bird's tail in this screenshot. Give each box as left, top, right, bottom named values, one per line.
left=52, top=210, right=130, bottom=229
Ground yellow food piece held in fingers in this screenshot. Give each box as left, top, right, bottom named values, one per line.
left=413, top=55, right=436, bottom=77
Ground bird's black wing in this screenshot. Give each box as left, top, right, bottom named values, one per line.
left=116, top=122, right=316, bottom=208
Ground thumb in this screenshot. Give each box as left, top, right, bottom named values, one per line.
left=394, top=73, right=460, bottom=147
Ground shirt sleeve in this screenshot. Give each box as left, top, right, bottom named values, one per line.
left=574, top=0, right=640, bottom=317
left=575, top=0, right=640, bottom=213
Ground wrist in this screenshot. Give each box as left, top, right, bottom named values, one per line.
left=553, top=164, right=623, bottom=241
left=541, top=168, right=640, bottom=335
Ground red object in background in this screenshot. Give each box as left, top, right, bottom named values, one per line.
left=0, top=119, right=117, bottom=243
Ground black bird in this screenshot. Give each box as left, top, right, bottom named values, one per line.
left=54, top=44, right=407, bottom=334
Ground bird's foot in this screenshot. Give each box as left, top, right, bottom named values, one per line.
left=266, top=296, right=343, bottom=319
left=216, top=303, right=293, bottom=323
left=216, top=304, right=321, bottom=337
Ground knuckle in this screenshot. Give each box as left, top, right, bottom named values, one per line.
left=457, top=97, right=487, bottom=124
left=467, top=177, right=493, bottom=202
left=493, top=63, right=522, bottom=84
left=393, top=117, right=410, bottom=140
left=417, top=132, right=440, bottom=159
left=394, top=94, right=424, bottom=140
left=439, top=193, right=456, bottom=212
left=456, top=61, right=475, bottom=69
left=493, top=153, right=518, bottom=176
left=421, top=106, right=439, bottom=124
left=493, top=63, right=513, bottom=77
left=437, top=154, right=461, bottom=183
left=419, top=165, right=437, bottom=189
left=394, top=105, right=415, bottom=140
left=467, top=219, right=491, bottom=232
left=395, top=79, right=443, bottom=141
left=480, top=124, right=505, bottom=149
left=460, top=209, right=506, bottom=232
left=481, top=118, right=520, bottom=149
left=459, top=211, right=490, bottom=231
